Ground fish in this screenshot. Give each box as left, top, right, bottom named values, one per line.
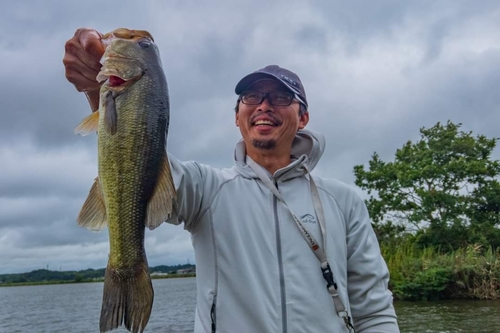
left=74, top=28, right=176, bottom=333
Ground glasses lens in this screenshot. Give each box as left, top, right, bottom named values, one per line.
left=241, top=91, right=264, bottom=105
left=269, top=91, right=293, bottom=106
left=240, top=90, right=294, bottom=106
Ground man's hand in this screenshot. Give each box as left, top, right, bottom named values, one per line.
left=63, top=28, right=105, bottom=112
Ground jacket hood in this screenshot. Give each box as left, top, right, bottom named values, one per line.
left=233, top=129, right=326, bottom=179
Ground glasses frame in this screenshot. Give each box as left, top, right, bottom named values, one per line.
left=239, top=90, right=299, bottom=107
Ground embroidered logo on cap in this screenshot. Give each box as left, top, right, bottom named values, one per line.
left=280, top=74, right=298, bottom=87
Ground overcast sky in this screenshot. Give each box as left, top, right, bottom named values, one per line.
left=1, top=0, right=499, bottom=274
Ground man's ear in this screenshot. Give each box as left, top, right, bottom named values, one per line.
left=298, top=111, right=309, bottom=130
left=235, top=111, right=240, bottom=127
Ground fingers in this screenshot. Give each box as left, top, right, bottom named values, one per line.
left=64, top=54, right=101, bottom=92
left=80, top=29, right=105, bottom=63
left=63, top=28, right=105, bottom=92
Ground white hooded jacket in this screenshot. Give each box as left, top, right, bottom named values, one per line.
left=167, top=129, right=399, bottom=333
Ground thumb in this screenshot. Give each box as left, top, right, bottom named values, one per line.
left=81, top=29, right=105, bottom=65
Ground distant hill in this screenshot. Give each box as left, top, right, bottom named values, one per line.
left=0, top=264, right=195, bottom=285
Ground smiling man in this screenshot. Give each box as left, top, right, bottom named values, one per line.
left=63, top=28, right=399, bottom=333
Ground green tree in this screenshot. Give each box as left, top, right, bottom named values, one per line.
left=354, top=121, right=500, bottom=250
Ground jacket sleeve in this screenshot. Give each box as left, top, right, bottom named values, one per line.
left=165, top=153, right=219, bottom=232
left=345, top=191, right=400, bottom=333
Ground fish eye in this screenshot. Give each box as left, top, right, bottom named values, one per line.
left=139, top=40, right=151, bottom=48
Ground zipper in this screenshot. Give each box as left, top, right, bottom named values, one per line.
left=209, top=209, right=219, bottom=333
left=210, top=294, right=217, bottom=332
left=273, top=179, right=287, bottom=333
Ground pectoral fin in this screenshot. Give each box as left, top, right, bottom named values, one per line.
left=77, top=177, right=107, bottom=231
left=74, top=111, right=99, bottom=136
left=145, top=153, right=177, bottom=230
left=104, top=91, right=118, bottom=135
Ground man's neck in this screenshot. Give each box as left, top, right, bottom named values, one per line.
left=246, top=145, right=291, bottom=175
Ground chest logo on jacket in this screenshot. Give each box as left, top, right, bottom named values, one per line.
left=300, top=214, right=317, bottom=224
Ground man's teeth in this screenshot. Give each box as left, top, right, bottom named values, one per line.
left=255, top=120, right=275, bottom=126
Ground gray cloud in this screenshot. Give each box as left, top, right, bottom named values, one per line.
left=1, top=0, right=500, bottom=274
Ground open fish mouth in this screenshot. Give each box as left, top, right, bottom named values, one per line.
left=96, top=70, right=131, bottom=89
left=107, top=75, right=127, bottom=87
left=97, top=61, right=144, bottom=90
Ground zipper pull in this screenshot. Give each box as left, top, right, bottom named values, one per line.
left=210, top=295, right=217, bottom=332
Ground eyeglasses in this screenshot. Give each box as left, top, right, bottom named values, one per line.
left=239, top=90, right=297, bottom=106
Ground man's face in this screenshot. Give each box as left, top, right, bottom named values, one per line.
left=235, top=79, right=309, bottom=152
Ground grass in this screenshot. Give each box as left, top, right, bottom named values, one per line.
left=383, top=242, right=500, bottom=300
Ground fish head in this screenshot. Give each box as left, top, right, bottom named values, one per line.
left=97, top=28, right=161, bottom=91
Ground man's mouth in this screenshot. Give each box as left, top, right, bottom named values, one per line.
left=251, top=114, right=282, bottom=127
left=253, top=119, right=278, bottom=126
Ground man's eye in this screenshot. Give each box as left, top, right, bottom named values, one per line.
left=245, top=93, right=259, bottom=99
left=274, top=93, right=290, bottom=100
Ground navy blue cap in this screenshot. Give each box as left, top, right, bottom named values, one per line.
left=235, top=65, right=308, bottom=108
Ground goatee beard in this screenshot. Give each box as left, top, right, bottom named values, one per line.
left=252, top=139, right=276, bottom=150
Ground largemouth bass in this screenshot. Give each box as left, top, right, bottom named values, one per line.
left=75, top=28, right=176, bottom=333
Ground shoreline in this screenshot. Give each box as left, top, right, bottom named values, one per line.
left=0, top=273, right=196, bottom=288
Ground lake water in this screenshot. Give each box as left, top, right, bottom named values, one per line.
left=1, top=277, right=500, bottom=332
left=0, top=278, right=196, bottom=333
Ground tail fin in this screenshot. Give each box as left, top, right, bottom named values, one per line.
left=99, top=261, right=153, bottom=333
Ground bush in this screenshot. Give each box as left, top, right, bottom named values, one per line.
left=393, top=267, right=452, bottom=301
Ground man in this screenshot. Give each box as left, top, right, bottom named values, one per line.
left=64, top=28, right=399, bottom=333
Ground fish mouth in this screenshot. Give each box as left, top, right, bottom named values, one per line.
left=102, top=73, right=142, bottom=92
left=97, top=67, right=143, bottom=91
left=97, top=70, right=127, bottom=85
left=108, top=75, right=127, bottom=87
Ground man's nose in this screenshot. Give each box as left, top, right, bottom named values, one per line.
left=257, top=96, right=274, bottom=112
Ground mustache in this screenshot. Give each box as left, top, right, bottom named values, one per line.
left=250, top=112, right=282, bottom=125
